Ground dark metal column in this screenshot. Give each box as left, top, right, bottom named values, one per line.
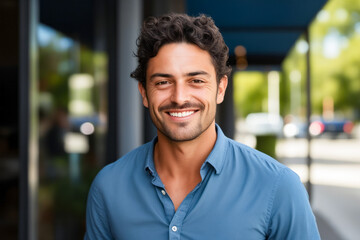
left=19, top=0, right=39, bottom=239
left=304, top=29, right=313, bottom=202
left=117, top=0, right=143, bottom=157
left=217, top=73, right=235, bottom=139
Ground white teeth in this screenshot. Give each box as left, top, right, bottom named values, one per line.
left=169, top=111, right=194, bottom=117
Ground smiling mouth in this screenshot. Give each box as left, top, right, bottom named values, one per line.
left=168, top=111, right=196, bottom=118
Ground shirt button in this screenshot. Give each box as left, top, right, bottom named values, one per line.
left=161, top=189, right=166, bottom=195
left=171, top=226, right=178, bottom=232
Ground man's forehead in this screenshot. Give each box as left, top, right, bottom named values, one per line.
left=147, top=44, right=215, bottom=71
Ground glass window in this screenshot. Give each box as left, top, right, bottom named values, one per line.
left=37, top=2, right=110, bottom=238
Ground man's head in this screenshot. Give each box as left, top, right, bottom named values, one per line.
left=131, top=13, right=232, bottom=87
left=133, top=13, right=231, bottom=142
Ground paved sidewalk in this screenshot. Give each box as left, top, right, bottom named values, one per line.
left=235, top=135, right=360, bottom=240
left=276, top=138, right=360, bottom=240
left=315, top=210, right=345, bottom=240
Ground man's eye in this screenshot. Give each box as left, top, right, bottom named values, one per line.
left=192, top=79, right=204, bottom=83
left=155, top=81, right=169, bottom=85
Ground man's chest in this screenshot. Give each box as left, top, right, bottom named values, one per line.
left=106, top=182, right=269, bottom=240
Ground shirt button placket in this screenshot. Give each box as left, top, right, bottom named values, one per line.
left=169, top=225, right=180, bottom=240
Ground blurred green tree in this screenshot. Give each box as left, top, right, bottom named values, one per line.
left=233, top=71, right=268, bottom=118
left=283, top=0, right=360, bottom=120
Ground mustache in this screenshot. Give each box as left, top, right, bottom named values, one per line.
left=159, top=102, right=204, bottom=112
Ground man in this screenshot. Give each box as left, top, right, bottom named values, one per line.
left=85, top=13, right=320, bottom=239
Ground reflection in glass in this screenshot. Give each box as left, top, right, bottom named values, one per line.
left=37, top=24, right=108, bottom=239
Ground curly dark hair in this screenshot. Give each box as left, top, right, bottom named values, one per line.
left=130, top=13, right=232, bottom=87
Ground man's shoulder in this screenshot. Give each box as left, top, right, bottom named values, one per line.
left=93, top=141, right=153, bottom=184
left=225, top=137, right=289, bottom=176
left=224, top=137, right=305, bottom=203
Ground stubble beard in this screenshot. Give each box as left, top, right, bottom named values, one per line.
left=151, top=102, right=215, bottom=142
left=158, top=120, right=209, bottom=142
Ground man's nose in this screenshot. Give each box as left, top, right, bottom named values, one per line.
left=170, top=83, right=190, bottom=104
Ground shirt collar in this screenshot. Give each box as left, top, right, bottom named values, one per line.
left=204, top=124, right=227, bottom=174
left=144, top=137, right=157, bottom=177
left=144, top=123, right=228, bottom=176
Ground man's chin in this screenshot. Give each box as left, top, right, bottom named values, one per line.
left=159, top=126, right=202, bottom=142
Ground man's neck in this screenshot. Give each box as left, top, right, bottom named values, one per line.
left=154, top=122, right=217, bottom=179
left=153, top=122, right=217, bottom=211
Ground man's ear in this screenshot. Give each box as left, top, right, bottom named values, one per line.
left=138, top=82, right=149, bottom=108
left=217, top=75, right=228, bottom=104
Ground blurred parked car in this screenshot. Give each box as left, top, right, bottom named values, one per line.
left=309, top=118, right=354, bottom=138
left=283, top=122, right=307, bottom=138
left=245, top=113, right=283, bottom=136
left=283, top=116, right=307, bottom=138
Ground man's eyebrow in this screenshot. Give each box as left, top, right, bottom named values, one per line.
left=149, top=73, right=173, bottom=80
left=186, top=71, right=210, bottom=77
left=149, top=71, right=210, bottom=80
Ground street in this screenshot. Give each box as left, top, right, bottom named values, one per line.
left=277, top=138, right=360, bottom=240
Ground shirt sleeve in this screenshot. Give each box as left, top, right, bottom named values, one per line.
left=267, top=168, right=320, bottom=240
left=84, top=177, right=113, bottom=240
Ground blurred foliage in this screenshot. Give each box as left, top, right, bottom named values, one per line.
left=235, top=0, right=360, bottom=121
left=38, top=25, right=97, bottom=111
left=233, top=71, right=268, bottom=118
left=39, top=30, right=72, bottom=109
left=283, top=0, right=360, bottom=120
left=38, top=24, right=106, bottom=239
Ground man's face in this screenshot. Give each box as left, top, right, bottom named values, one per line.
left=138, top=43, right=227, bottom=142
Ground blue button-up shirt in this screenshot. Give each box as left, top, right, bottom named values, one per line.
left=85, top=125, right=320, bottom=239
